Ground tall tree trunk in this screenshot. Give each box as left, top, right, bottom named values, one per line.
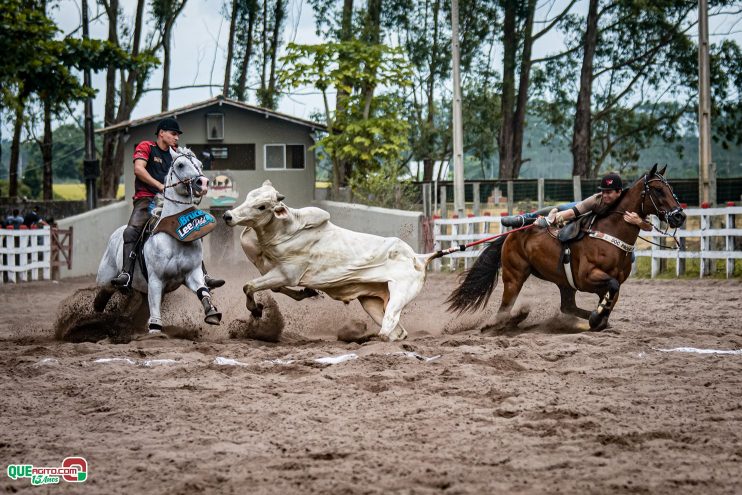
left=265, top=0, right=284, bottom=110
left=497, top=0, right=516, bottom=179
left=99, top=0, right=119, bottom=199
left=42, top=99, right=53, bottom=201
left=360, top=0, right=382, bottom=119
left=9, top=100, right=25, bottom=200
left=422, top=0, right=441, bottom=182
left=224, top=0, right=239, bottom=97
left=511, top=0, right=537, bottom=179
left=336, top=0, right=354, bottom=185
left=260, top=0, right=268, bottom=99
left=572, top=0, right=600, bottom=178
left=100, top=0, right=146, bottom=199
left=235, top=0, right=257, bottom=101
left=161, top=21, right=172, bottom=111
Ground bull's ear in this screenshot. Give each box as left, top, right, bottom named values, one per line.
left=262, top=179, right=273, bottom=187
left=658, top=164, right=667, bottom=176
left=649, top=163, right=658, bottom=177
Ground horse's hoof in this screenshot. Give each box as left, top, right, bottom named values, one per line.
left=250, top=303, right=264, bottom=319
left=137, top=330, right=169, bottom=340
left=204, top=312, right=222, bottom=325
left=588, top=311, right=608, bottom=331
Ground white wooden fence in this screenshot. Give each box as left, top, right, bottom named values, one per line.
left=634, top=206, right=741, bottom=278
left=432, top=205, right=742, bottom=278
left=0, top=227, right=52, bottom=284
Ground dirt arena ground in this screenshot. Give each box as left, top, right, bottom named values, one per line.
left=1, top=267, right=741, bottom=494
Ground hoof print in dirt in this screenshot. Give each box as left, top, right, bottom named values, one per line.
left=229, top=294, right=284, bottom=342
left=336, top=319, right=375, bottom=344
left=54, top=287, right=147, bottom=344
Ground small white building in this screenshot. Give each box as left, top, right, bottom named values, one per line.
left=98, top=96, right=326, bottom=207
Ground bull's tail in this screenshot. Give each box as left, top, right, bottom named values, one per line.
left=445, top=236, right=506, bottom=314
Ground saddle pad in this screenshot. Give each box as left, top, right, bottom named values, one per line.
left=153, top=206, right=216, bottom=242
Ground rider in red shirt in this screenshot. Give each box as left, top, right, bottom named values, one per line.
left=111, top=118, right=225, bottom=290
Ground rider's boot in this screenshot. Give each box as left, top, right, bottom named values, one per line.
left=500, top=215, right=526, bottom=228
left=502, top=215, right=540, bottom=228
left=203, top=261, right=225, bottom=289
left=111, top=241, right=137, bottom=289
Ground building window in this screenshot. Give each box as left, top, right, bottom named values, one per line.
left=265, top=144, right=285, bottom=169
left=264, top=144, right=305, bottom=170
left=286, top=144, right=305, bottom=169
left=210, top=147, right=228, bottom=159
left=206, top=113, right=224, bottom=140
left=187, top=144, right=255, bottom=171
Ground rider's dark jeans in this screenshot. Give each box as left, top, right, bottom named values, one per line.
left=123, top=197, right=153, bottom=244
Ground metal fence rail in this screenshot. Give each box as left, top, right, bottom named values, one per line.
left=432, top=205, right=742, bottom=278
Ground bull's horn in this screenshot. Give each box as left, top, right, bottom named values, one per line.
left=277, top=194, right=285, bottom=201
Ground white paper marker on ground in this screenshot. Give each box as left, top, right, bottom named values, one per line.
left=214, top=356, right=249, bottom=366
left=314, top=353, right=359, bottom=365
left=656, top=347, right=742, bottom=355
left=94, top=357, right=137, bottom=365
left=142, top=359, right=178, bottom=367
left=390, top=351, right=442, bottom=362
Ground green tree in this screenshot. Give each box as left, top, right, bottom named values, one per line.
left=534, top=0, right=742, bottom=178
left=98, top=0, right=159, bottom=199
left=1, top=0, right=133, bottom=200
left=151, top=0, right=188, bottom=111
left=280, top=41, right=412, bottom=195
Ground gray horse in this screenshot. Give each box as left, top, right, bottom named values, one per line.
left=94, top=147, right=221, bottom=336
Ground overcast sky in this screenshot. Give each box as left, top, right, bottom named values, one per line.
left=33, top=1, right=742, bottom=128
left=52, top=0, right=324, bottom=124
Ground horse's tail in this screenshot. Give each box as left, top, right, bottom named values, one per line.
left=445, top=235, right=506, bottom=314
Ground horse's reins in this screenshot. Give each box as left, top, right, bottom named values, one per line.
left=162, top=152, right=205, bottom=206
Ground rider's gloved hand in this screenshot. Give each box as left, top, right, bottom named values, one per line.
left=535, top=216, right=550, bottom=228
left=536, top=208, right=559, bottom=228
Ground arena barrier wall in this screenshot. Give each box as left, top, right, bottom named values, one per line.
left=56, top=201, right=130, bottom=278
left=312, top=200, right=425, bottom=253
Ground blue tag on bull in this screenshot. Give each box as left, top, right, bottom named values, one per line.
left=176, top=209, right=216, bottom=241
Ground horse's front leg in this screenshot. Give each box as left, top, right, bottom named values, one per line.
left=559, top=285, right=591, bottom=320
left=185, top=270, right=222, bottom=325
left=243, top=269, right=293, bottom=318
left=588, top=276, right=620, bottom=331
left=147, top=276, right=165, bottom=334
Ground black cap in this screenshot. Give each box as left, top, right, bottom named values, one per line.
left=155, top=117, right=182, bottom=135
left=598, top=172, right=622, bottom=191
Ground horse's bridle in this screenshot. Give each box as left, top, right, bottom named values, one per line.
left=640, top=173, right=682, bottom=222
left=638, top=172, right=685, bottom=248
left=163, top=152, right=206, bottom=205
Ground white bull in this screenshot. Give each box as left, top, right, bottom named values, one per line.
left=223, top=181, right=427, bottom=341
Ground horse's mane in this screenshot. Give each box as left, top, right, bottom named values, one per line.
left=174, top=146, right=195, bottom=158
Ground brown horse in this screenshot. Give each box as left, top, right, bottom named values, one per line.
left=446, top=165, right=686, bottom=332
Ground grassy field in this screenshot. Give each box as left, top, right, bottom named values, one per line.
left=53, top=183, right=125, bottom=200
